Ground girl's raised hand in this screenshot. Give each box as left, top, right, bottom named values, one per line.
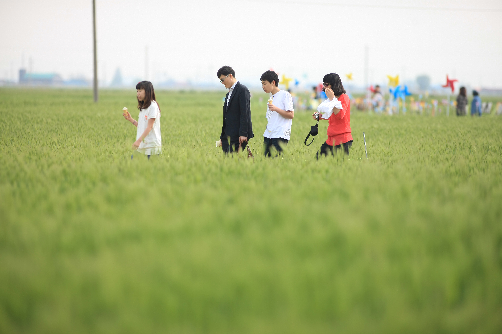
left=325, top=87, right=335, bottom=100
left=123, top=110, right=132, bottom=121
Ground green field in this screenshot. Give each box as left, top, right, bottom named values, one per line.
left=1, top=88, right=501, bottom=334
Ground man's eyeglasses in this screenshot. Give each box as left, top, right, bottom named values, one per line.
left=220, top=74, right=229, bottom=83
left=323, top=83, right=330, bottom=87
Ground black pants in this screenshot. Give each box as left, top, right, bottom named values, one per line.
left=221, top=137, right=248, bottom=153
left=316, top=140, right=353, bottom=159
left=264, top=137, right=288, bottom=157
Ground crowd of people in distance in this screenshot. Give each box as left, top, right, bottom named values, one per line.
left=121, top=67, right=494, bottom=161
left=364, top=84, right=486, bottom=117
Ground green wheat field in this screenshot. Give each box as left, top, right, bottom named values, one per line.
left=1, top=88, right=501, bottom=334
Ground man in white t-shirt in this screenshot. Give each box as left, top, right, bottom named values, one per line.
left=260, top=70, right=294, bottom=157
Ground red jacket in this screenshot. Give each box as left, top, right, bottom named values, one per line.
left=328, top=94, right=352, bottom=137
left=326, top=93, right=351, bottom=137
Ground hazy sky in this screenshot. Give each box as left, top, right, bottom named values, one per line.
left=1, top=0, right=502, bottom=89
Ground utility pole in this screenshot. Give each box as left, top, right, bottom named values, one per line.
left=364, top=45, right=369, bottom=109
left=93, top=0, right=98, bottom=102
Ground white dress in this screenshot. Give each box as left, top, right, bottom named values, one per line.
left=136, top=101, right=162, bottom=155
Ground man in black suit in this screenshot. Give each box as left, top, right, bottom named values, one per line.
left=217, top=66, right=254, bottom=153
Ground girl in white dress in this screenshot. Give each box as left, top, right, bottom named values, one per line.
left=123, top=81, right=162, bottom=159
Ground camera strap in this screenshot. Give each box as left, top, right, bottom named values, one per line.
left=304, top=120, right=319, bottom=146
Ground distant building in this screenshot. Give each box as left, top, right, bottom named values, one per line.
left=64, top=77, right=91, bottom=87
left=19, top=68, right=63, bottom=86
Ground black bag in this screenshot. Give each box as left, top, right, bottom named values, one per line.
left=304, top=115, right=320, bottom=146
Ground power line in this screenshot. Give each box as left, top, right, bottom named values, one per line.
left=247, top=0, right=502, bottom=12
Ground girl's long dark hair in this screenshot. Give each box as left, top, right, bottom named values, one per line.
left=323, top=73, right=346, bottom=97
left=459, top=86, right=466, bottom=97
left=136, top=81, right=161, bottom=112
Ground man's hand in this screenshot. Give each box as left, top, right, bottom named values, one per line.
left=268, top=103, right=279, bottom=112
left=312, top=112, right=320, bottom=120
left=325, top=87, right=335, bottom=101
left=239, top=136, right=247, bottom=144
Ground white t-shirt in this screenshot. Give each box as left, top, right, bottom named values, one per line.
left=136, top=100, right=161, bottom=155
left=264, top=90, right=294, bottom=140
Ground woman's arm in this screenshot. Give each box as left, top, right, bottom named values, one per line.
left=123, top=111, right=138, bottom=128
left=317, top=89, right=342, bottom=119
left=133, top=118, right=155, bottom=148
left=316, top=104, right=341, bottom=120
left=325, top=87, right=342, bottom=116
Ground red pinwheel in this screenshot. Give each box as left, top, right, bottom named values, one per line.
left=442, top=75, right=458, bottom=93
left=369, top=85, right=376, bottom=93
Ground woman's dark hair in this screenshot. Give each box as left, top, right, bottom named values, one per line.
left=217, top=66, right=235, bottom=78
left=459, top=86, right=466, bottom=97
left=136, top=81, right=160, bottom=112
left=260, top=70, right=279, bottom=86
left=323, top=73, right=346, bottom=96
left=473, top=90, right=479, bottom=96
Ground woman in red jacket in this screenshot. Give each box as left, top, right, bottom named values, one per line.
left=313, top=73, right=352, bottom=158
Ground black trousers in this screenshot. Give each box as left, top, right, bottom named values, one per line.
left=317, top=140, right=353, bottom=159
left=221, top=137, right=248, bottom=153
left=264, top=137, right=288, bottom=157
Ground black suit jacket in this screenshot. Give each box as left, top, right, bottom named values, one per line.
left=220, top=82, right=254, bottom=141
